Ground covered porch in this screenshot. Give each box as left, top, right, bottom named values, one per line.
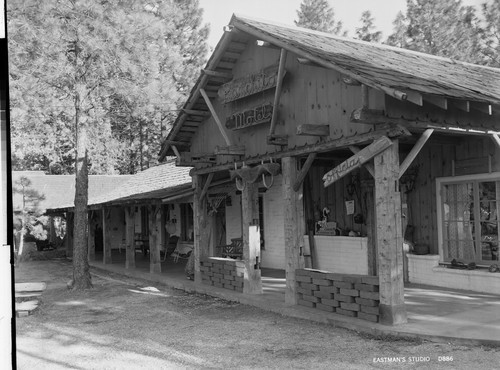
left=88, top=251, right=500, bottom=345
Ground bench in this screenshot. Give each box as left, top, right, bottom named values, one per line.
left=216, top=238, right=243, bottom=259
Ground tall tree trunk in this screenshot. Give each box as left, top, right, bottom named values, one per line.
left=71, top=90, right=92, bottom=290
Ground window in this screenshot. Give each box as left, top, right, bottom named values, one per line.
left=437, top=174, right=499, bottom=264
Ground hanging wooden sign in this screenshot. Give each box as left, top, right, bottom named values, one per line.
left=218, top=65, right=285, bottom=103
left=323, top=136, right=392, bottom=188
left=226, top=103, right=273, bottom=130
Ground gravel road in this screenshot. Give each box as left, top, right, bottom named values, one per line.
left=14, top=260, right=500, bottom=369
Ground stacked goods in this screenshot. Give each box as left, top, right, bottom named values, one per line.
left=200, top=257, right=244, bottom=292
left=296, top=269, right=380, bottom=323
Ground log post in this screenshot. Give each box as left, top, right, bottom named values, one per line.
left=102, top=207, right=112, bottom=264
left=374, top=140, right=407, bottom=325
left=242, top=182, right=262, bottom=294
left=87, top=212, right=95, bottom=261
left=282, top=157, right=305, bottom=304
left=65, top=212, right=74, bottom=258
left=193, top=174, right=210, bottom=283
left=125, top=206, right=136, bottom=269
left=148, top=205, right=161, bottom=274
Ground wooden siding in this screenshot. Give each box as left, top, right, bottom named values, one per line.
left=405, top=137, right=499, bottom=254
left=188, top=43, right=379, bottom=166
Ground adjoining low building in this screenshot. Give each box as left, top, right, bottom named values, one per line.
left=158, top=15, right=500, bottom=325
left=12, top=171, right=128, bottom=250
left=48, top=160, right=195, bottom=274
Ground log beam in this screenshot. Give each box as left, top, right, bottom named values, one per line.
left=349, top=146, right=375, bottom=177
left=296, top=124, right=329, bottom=136
left=200, top=88, right=232, bottom=146
left=374, top=140, right=407, bottom=325
left=200, top=173, right=214, bottom=201
left=192, top=127, right=410, bottom=176
left=214, top=145, right=245, bottom=156
left=404, top=90, right=423, bottom=106
left=66, top=212, right=74, bottom=258
left=125, top=206, right=136, bottom=269
left=182, top=109, right=211, bottom=117
left=470, top=101, right=492, bottom=115
left=201, top=69, right=233, bottom=80
left=193, top=175, right=210, bottom=284
left=293, top=153, right=316, bottom=192
left=492, top=133, right=500, bottom=149
left=269, top=48, right=287, bottom=136
left=267, top=134, right=288, bottom=146
left=242, top=182, right=262, bottom=294
left=323, top=136, right=393, bottom=187
left=283, top=157, right=306, bottom=304
left=398, top=129, right=434, bottom=179
left=423, top=95, right=448, bottom=110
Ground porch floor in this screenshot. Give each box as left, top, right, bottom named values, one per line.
left=89, top=250, right=500, bottom=345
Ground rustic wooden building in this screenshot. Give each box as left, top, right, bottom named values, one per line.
left=48, top=161, right=194, bottom=274
left=158, top=15, right=500, bottom=325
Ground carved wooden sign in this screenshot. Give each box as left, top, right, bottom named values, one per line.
left=323, top=136, right=392, bottom=188
left=218, top=65, right=285, bottom=103
left=226, top=103, right=273, bottom=131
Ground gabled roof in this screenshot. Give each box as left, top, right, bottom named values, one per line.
left=159, top=14, right=500, bottom=160
left=89, top=160, right=192, bottom=206
left=12, top=172, right=131, bottom=213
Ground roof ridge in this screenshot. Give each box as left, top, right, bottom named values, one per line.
left=231, top=14, right=500, bottom=73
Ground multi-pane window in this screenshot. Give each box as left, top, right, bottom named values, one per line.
left=439, top=176, right=499, bottom=264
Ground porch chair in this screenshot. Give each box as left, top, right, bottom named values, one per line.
left=161, top=235, right=179, bottom=262
left=171, top=241, right=193, bottom=263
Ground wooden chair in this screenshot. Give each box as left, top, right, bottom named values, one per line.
left=171, top=241, right=193, bottom=263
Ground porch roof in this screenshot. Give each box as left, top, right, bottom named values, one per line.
left=88, top=160, right=193, bottom=207
left=12, top=172, right=131, bottom=214
left=159, top=14, right=500, bottom=160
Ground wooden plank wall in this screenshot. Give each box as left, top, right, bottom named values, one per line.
left=306, top=163, right=370, bottom=237
left=405, top=137, right=499, bottom=254
left=189, top=42, right=378, bottom=164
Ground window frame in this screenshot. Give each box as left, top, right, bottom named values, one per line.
left=436, top=172, right=500, bottom=264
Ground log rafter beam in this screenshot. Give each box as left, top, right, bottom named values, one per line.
left=269, top=48, right=288, bottom=137
left=398, top=129, right=434, bottom=179
left=200, top=173, right=215, bottom=201
left=349, top=146, right=375, bottom=177
left=191, top=126, right=410, bottom=176
left=200, top=88, right=232, bottom=146
left=351, top=107, right=499, bottom=135
left=292, top=153, right=317, bottom=192
left=492, top=133, right=500, bottom=149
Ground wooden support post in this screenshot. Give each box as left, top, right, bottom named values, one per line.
left=398, top=129, right=434, bottom=179
left=102, top=208, right=112, bottom=264
left=148, top=205, right=161, bottom=274
left=293, top=153, right=316, bottom=192
left=242, top=182, right=262, bottom=294
left=361, top=181, right=376, bottom=275
left=193, top=175, right=210, bottom=283
left=283, top=157, right=305, bottom=304
left=66, top=212, right=74, bottom=258
left=374, top=140, right=407, bottom=325
left=125, top=207, right=136, bottom=269
left=49, top=216, right=57, bottom=244
left=200, top=88, right=232, bottom=146
left=87, top=212, right=95, bottom=261
left=269, top=48, right=287, bottom=136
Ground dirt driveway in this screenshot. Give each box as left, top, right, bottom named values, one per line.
left=14, top=259, right=500, bottom=369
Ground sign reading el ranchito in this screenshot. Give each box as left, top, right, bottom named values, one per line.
left=226, top=103, right=273, bottom=131
left=218, top=65, right=285, bottom=104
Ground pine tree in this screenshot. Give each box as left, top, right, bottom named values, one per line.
left=355, top=11, right=382, bottom=42
left=385, top=0, right=484, bottom=64
left=295, top=0, right=346, bottom=36
left=7, top=0, right=208, bottom=289
left=481, top=1, right=500, bottom=67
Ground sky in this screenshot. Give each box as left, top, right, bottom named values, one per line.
left=198, top=0, right=487, bottom=50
